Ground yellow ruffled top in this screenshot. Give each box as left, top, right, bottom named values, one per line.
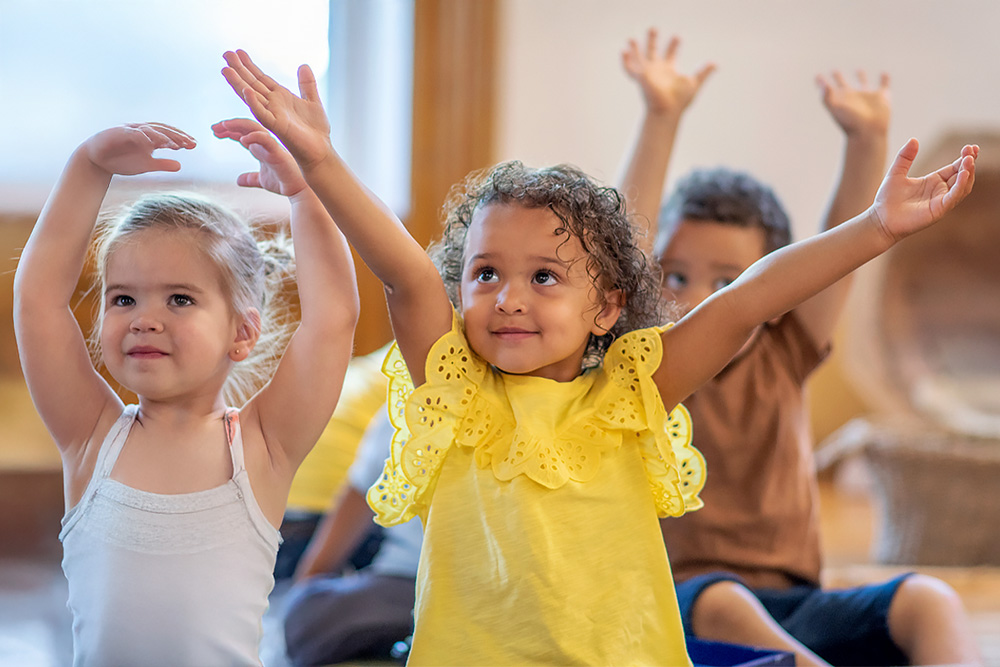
left=370, top=314, right=704, bottom=524
left=367, top=313, right=705, bottom=666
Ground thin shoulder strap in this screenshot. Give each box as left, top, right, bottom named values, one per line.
left=93, top=404, right=139, bottom=479
left=223, top=407, right=281, bottom=545
left=224, top=408, right=246, bottom=475
left=61, top=405, right=138, bottom=535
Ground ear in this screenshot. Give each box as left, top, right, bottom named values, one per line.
left=591, top=289, right=623, bottom=336
left=229, top=308, right=262, bottom=362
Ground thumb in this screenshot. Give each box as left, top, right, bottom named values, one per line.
left=148, top=158, right=182, bottom=172
left=888, top=138, right=919, bottom=178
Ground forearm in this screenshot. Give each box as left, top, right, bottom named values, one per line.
left=287, top=189, right=360, bottom=329
left=730, top=208, right=893, bottom=326
left=822, top=130, right=888, bottom=232
left=300, top=150, right=432, bottom=295
left=294, top=487, right=375, bottom=580
left=15, top=148, right=111, bottom=307
left=619, top=111, right=682, bottom=253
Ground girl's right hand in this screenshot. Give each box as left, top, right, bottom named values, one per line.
left=222, top=50, right=332, bottom=171
left=84, top=122, right=196, bottom=176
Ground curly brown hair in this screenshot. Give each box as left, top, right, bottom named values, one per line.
left=427, top=161, right=664, bottom=365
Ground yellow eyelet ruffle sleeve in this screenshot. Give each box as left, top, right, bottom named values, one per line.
left=598, top=326, right=706, bottom=516
left=366, top=311, right=483, bottom=526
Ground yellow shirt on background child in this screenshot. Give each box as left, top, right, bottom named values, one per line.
left=369, top=313, right=705, bottom=665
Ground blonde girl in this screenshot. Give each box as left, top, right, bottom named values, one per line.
left=13, top=119, right=358, bottom=666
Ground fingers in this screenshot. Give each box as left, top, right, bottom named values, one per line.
left=645, top=27, right=659, bottom=60
left=211, top=118, right=265, bottom=141
left=817, top=69, right=891, bottom=93
left=147, top=158, right=183, bottom=173
left=223, top=50, right=270, bottom=99
left=236, top=172, right=262, bottom=189
left=663, top=35, right=680, bottom=62
left=297, top=64, right=320, bottom=103
left=136, top=123, right=197, bottom=150
left=695, top=62, right=717, bottom=85
left=889, top=137, right=920, bottom=177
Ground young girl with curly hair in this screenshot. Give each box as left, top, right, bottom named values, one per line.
left=222, top=50, right=976, bottom=666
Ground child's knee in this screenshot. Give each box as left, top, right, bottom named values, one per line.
left=691, top=580, right=759, bottom=632
left=889, top=573, right=965, bottom=633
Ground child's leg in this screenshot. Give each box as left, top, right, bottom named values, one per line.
left=691, top=580, right=830, bottom=667
left=886, top=573, right=982, bottom=666
left=282, top=572, right=415, bottom=666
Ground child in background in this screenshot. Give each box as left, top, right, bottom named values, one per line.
left=275, top=344, right=390, bottom=580
left=13, top=118, right=358, bottom=666
left=283, top=409, right=422, bottom=666
left=620, top=28, right=983, bottom=667
left=223, top=49, right=976, bottom=666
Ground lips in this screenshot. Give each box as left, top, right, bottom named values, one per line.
left=492, top=327, right=536, bottom=340
left=127, top=345, right=167, bottom=359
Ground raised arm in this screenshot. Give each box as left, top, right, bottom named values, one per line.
left=618, top=28, right=715, bottom=252
left=212, top=118, right=359, bottom=472
left=13, top=124, right=196, bottom=452
left=655, top=139, right=977, bottom=411
left=221, top=50, right=452, bottom=384
left=794, top=70, right=891, bottom=348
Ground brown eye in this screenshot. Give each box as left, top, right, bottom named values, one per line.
left=664, top=273, right=687, bottom=290
left=533, top=270, right=555, bottom=285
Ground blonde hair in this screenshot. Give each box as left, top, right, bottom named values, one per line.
left=88, top=192, right=297, bottom=406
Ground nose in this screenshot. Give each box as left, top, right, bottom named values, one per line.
left=130, top=308, right=164, bottom=333
left=495, top=281, right=527, bottom=314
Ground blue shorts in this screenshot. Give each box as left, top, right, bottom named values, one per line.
left=675, top=572, right=914, bottom=667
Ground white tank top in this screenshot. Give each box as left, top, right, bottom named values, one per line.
left=60, top=405, right=280, bottom=667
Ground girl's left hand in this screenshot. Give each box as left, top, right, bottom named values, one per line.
left=212, top=118, right=307, bottom=197
left=872, top=139, right=978, bottom=242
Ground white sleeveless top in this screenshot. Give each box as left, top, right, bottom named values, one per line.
left=60, top=405, right=281, bottom=667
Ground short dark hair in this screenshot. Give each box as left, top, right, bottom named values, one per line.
left=655, top=167, right=792, bottom=257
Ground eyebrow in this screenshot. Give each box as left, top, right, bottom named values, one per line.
left=104, top=283, right=206, bottom=294
left=467, top=252, right=569, bottom=267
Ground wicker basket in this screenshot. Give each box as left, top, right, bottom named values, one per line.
left=862, top=420, right=1000, bottom=566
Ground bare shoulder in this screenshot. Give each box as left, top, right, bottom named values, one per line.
left=62, top=400, right=129, bottom=508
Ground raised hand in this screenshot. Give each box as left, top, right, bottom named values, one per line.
left=817, top=70, right=891, bottom=138
left=621, top=28, right=716, bottom=116
left=872, top=140, right=977, bottom=241
left=84, top=123, right=196, bottom=176
left=212, top=118, right=307, bottom=197
left=222, top=50, right=331, bottom=169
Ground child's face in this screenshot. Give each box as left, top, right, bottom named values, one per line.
left=100, top=229, right=243, bottom=403
left=459, top=203, right=618, bottom=382
left=658, top=219, right=768, bottom=315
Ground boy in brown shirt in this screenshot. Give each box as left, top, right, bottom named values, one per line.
left=619, top=28, right=981, bottom=666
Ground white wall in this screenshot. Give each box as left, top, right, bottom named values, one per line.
left=495, top=0, right=1000, bottom=241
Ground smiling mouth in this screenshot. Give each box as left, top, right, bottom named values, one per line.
left=492, top=328, right=537, bottom=340
left=127, top=346, right=167, bottom=359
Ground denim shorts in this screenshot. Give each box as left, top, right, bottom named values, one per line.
left=675, top=571, right=914, bottom=666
